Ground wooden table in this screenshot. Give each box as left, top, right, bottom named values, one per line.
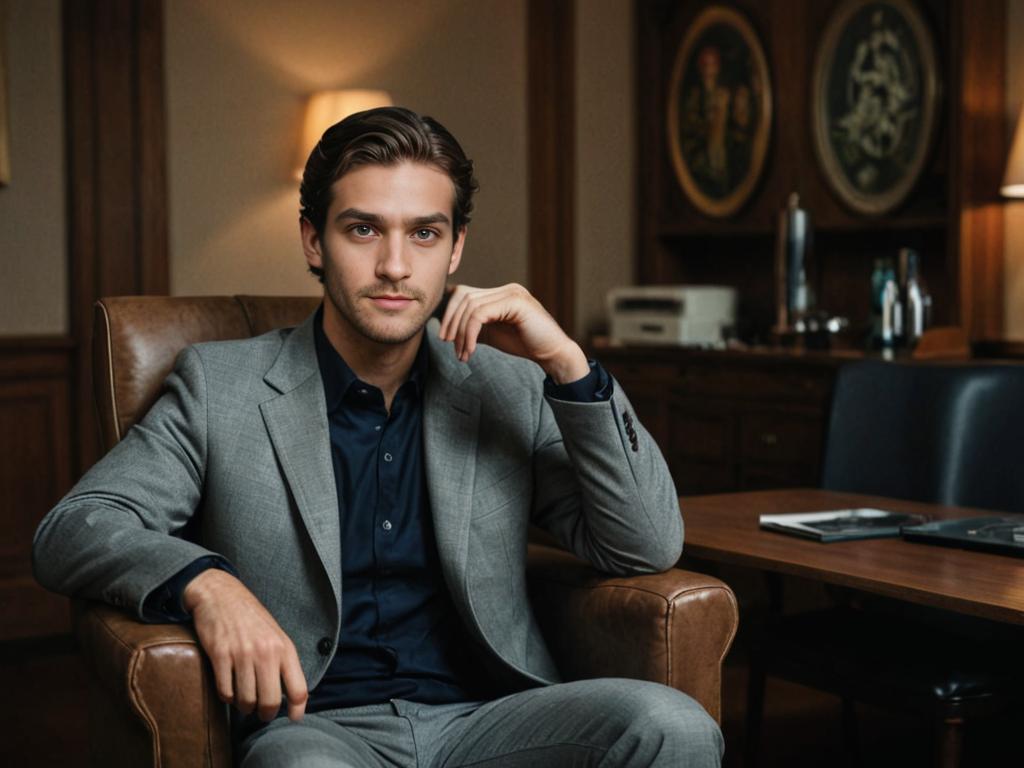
left=679, top=488, right=1024, bottom=625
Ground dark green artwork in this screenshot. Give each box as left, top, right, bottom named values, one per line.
left=677, top=23, right=761, bottom=201
left=814, top=0, right=938, bottom=213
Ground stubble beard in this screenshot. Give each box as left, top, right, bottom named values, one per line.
left=322, top=262, right=439, bottom=347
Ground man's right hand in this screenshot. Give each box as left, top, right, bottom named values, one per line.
left=183, top=568, right=308, bottom=722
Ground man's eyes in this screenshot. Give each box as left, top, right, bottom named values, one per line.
left=413, top=228, right=439, bottom=242
left=345, top=225, right=440, bottom=242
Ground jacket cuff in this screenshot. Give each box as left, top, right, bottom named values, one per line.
left=141, top=555, right=237, bottom=622
left=544, top=360, right=613, bottom=403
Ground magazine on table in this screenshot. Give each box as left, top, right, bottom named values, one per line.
left=759, top=508, right=927, bottom=542
left=902, top=515, right=1024, bottom=558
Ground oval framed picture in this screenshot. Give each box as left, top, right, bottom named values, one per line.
left=666, top=5, right=772, bottom=219
left=811, top=0, right=940, bottom=216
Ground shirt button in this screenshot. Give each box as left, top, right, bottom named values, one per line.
left=358, top=388, right=368, bottom=396
left=375, top=425, right=382, bottom=431
left=317, top=637, right=333, bottom=655
left=382, top=520, right=393, bottom=531
left=383, top=452, right=393, bottom=462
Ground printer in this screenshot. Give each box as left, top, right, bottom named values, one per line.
left=606, top=285, right=737, bottom=346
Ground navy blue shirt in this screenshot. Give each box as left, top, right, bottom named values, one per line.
left=309, top=309, right=490, bottom=710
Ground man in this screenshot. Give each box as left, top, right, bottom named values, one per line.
left=34, top=107, right=722, bottom=766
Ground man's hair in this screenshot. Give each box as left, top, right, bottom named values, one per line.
left=299, top=106, right=478, bottom=281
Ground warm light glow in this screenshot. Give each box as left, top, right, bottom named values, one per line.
left=295, top=89, right=393, bottom=178
left=1002, top=103, right=1024, bottom=198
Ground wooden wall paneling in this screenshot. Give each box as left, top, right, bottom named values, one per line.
left=64, top=0, right=169, bottom=476
left=527, top=0, right=576, bottom=336
left=951, top=0, right=1005, bottom=339
left=0, top=340, right=75, bottom=640
left=636, top=0, right=1005, bottom=344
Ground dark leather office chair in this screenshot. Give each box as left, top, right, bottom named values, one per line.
left=76, top=295, right=739, bottom=767
left=745, top=359, right=1024, bottom=768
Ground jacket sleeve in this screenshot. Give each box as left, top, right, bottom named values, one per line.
left=530, top=376, right=684, bottom=575
left=32, top=346, right=222, bottom=619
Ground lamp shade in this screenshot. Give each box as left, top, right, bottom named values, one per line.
left=296, top=89, right=393, bottom=177
left=1002, top=103, right=1024, bottom=197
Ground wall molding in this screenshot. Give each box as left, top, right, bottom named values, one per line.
left=64, top=0, right=169, bottom=474
left=527, top=0, right=576, bottom=337
left=0, top=338, right=74, bottom=640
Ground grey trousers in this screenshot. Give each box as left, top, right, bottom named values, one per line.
left=237, top=678, right=723, bottom=767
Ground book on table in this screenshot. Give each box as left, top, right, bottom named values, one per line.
left=759, top=508, right=927, bottom=542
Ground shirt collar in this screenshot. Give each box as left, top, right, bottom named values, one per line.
left=313, top=304, right=429, bottom=413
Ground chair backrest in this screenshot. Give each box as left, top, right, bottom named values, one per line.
left=822, top=359, right=1024, bottom=513
left=93, top=295, right=320, bottom=450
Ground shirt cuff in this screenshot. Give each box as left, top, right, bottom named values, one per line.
left=141, top=555, right=237, bottom=622
left=543, top=360, right=614, bottom=403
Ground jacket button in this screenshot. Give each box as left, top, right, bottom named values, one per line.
left=317, top=637, right=333, bottom=656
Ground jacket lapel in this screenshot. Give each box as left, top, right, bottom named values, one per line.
left=423, top=325, right=480, bottom=603
left=259, top=313, right=341, bottom=603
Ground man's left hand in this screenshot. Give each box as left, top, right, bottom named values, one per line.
left=439, top=283, right=589, bottom=384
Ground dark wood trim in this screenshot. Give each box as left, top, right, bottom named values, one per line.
left=527, top=0, right=576, bottom=337
left=972, top=339, right=1024, bottom=360
left=951, top=0, right=1005, bottom=340
left=0, top=341, right=75, bottom=640
left=64, top=0, right=169, bottom=475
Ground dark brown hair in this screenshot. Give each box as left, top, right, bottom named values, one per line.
left=299, top=106, right=478, bottom=281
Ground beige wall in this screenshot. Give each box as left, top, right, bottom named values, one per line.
left=164, top=0, right=528, bottom=299
left=0, top=0, right=65, bottom=336
left=1005, top=0, right=1024, bottom=338
left=2, top=1, right=1019, bottom=339
left=575, top=0, right=634, bottom=340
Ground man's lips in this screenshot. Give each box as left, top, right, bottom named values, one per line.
left=369, top=295, right=415, bottom=310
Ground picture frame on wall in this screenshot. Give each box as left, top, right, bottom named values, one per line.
left=666, top=5, right=772, bottom=219
left=811, top=0, right=940, bottom=216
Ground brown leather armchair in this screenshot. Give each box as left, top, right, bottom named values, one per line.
left=77, top=295, right=738, bottom=767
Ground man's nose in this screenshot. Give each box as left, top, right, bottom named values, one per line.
left=376, top=236, right=412, bottom=282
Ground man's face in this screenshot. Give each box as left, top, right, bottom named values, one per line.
left=302, top=161, right=464, bottom=351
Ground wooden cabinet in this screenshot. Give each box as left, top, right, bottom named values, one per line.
left=635, top=0, right=1006, bottom=342
left=599, top=345, right=844, bottom=494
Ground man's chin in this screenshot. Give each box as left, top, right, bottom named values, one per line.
left=353, top=318, right=427, bottom=346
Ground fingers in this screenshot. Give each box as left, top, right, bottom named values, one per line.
left=188, top=571, right=308, bottom=723
left=281, top=646, right=309, bottom=722
left=233, top=654, right=258, bottom=715
left=440, top=284, right=525, bottom=362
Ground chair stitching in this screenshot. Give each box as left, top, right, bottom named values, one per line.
left=97, top=300, right=122, bottom=442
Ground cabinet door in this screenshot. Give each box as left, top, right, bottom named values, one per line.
left=668, top=402, right=738, bottom=494
left=738, top=407, right=825, bottom=489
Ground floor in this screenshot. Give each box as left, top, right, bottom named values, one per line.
left=719, top=657, right=1022, bottom=768
left=1, top=637, right=89, bottom=766
left=2, top=637, right=1019, bottom=767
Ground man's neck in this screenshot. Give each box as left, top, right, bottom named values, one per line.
left=321, top=308, right=423, bottom=412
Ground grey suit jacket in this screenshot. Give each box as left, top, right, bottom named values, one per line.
left=34, top=312, right=682, bottom=691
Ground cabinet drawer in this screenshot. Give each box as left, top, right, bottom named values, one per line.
left=672, top=459, right=737, bottom=495
left=740, top=461, right=821, bottom=490
left=739, top=411, right=823, bottom=464
left=670, top=407, right=734, bottom=462
left=675, top=367, right=833, bottom=404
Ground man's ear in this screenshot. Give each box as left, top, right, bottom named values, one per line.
left=449, top=227, right=467, bottom=275
left=300, top=218, right=323, bottom=272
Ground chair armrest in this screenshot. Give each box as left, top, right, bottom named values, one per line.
left=75, top=601, right=231, bottom=768
left=526, top=544, right=738, bottom=723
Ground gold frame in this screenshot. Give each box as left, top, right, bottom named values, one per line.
left=811, top=0, right=940, bottom=216
left=666, top=5, right=772, bottom=219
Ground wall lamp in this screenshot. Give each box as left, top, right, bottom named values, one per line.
left=1002, top=103, right=1024, bottom=198
left=295, top=89, right=393, bottom=178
